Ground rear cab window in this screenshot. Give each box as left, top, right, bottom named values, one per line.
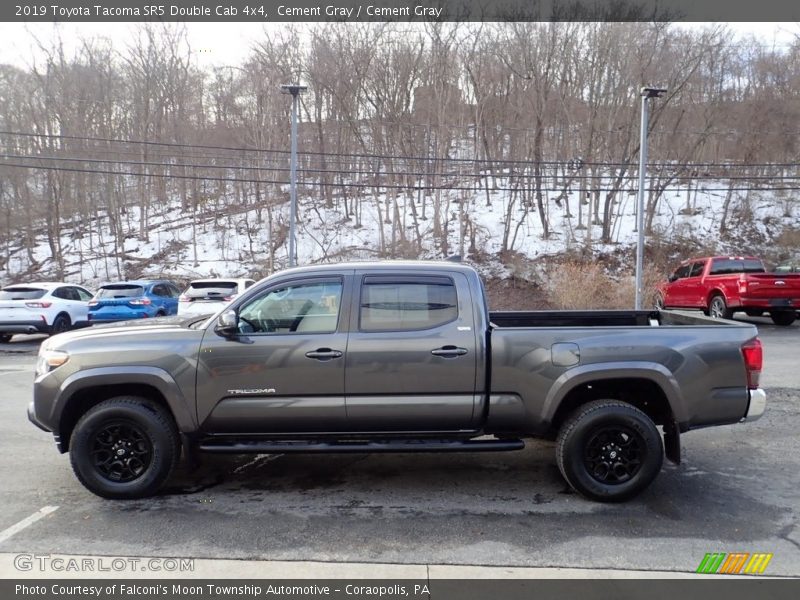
left=710, top=258, right=766, bottom=275
left=359, top=275, right=459, bottom=332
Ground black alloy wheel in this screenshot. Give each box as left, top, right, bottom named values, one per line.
left=583, top=426, right=644, bottom=484
left=90, top=421, right=153, bottom=483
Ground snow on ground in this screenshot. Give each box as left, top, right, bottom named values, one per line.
left=1, top=178, right=797, bottom=288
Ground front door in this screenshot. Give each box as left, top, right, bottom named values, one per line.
left=344, top=272, right=479, bottom=431
left=196, top=276, right=350, bottom=433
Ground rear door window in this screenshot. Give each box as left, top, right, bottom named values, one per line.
left=359, top=276, right=458, bottom=332
left=74, top=287, right=93, bottom=301
left=151, top=284, right=169, bottom=297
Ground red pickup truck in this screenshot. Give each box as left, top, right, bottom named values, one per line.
left=656, top=256, right=800, bottom=326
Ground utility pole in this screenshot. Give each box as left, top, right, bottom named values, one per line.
left=635, top=86, right=667, bottom=310
left=280, top=83, right=307, bottom=267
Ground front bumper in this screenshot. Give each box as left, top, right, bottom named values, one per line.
left=27, top=401, right=50, bottom=432
left=742, top=388, right=767, bottom=422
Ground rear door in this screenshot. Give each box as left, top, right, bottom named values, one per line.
left=70, top=287, right=92, bottom=325
left=150, top=284, right=174, bottom=315
left=681, top=260, right=707, bottom=308
left=196, top=275, right=351, bottom=433
left=344, top=271, right=479, bottom=431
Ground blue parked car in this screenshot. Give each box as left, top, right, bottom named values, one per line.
left=88, top=280, right=182, bottom=323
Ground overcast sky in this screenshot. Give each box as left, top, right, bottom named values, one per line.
left=0, top=22, right=796, bottom=71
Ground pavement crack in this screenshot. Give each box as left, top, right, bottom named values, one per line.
left=778, top=524, right=800, bottom=552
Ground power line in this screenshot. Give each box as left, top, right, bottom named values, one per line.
left=3, top=129, right=800, bottom=171
left=7, top=153, right=800, bottom=184
left=3, top=160, right=800, bottom=194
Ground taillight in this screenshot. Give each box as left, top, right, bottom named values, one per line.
left=88, top=300, right=98, bottom=306
left=223, top=295, right=236, bottom=301
left=738, top=274, right=748, bottom=295
left=179, top=295, right=191, bottom=302
left=25, top=302, right=52, bottom=308
left=129, top=298, right=152, bottom=306
left=741, top=338, right=763, bottom=389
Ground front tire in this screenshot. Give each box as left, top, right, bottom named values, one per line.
left=69, top=397, right=179, bottom=499
left=556, top=400, right=663, bottom=502
left=770, top=311, right=796, bottom=326
left=0, top=334, right=11, bottom=343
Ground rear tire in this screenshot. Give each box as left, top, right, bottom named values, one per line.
left=69, top=397, right=179, bottom=499
left=708, top=295, right=733, bottom=320
left=556, top=400, right=663, bottom=502
left=50, top=313, right=71, bottom=335
left=770, top=311, right=796, bottom=326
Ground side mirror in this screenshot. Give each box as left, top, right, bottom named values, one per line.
left=215, top=309, right=238, bottom=337
left=668, top=274, right=678, bottom=283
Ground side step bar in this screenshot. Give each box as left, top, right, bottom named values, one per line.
left=198, top=438, right=525, bottom=454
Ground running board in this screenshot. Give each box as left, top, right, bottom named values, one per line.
left=198, top=438, right=525, bottom=454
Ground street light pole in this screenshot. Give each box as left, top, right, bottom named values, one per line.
left=280, top=83, right=307, bottom=268
left=635, top=86, right=666, bottom=310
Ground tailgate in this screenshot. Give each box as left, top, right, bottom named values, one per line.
left=744, top=273, right=800, bottom=300
left=0, top=299, right=37, bottom=320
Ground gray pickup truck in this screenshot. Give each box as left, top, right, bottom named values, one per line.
left=28, top=261, right=766, bottom=502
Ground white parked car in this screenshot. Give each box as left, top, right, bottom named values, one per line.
left=177, top=278, right=256, bottom=317
left=0, top=282, right=94, bottom=342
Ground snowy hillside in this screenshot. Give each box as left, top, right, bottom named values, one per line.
left=1, top=178, right=798, bottom=289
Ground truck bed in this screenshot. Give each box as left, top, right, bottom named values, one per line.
left=486, top=309, right=757, bottom=435
left=488, top=309, right=736, bottom=328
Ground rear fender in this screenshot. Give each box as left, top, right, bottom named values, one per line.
left=543, top=362, right=686, bottom=424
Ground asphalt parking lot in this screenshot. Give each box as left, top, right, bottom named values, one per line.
left=1, top=317, right=799, bottom=577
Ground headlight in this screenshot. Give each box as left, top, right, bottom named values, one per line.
left=35, top=350, right=69, bottom=377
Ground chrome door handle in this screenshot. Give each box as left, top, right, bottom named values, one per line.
left=305, top=348, right=343, bottom=361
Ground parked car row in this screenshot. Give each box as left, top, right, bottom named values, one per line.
left=0, top=277, right=255, bottom=342
left=657, top=255, right=800, bottom=326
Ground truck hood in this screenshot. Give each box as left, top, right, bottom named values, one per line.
left=45, top=315, right=209, bottom=349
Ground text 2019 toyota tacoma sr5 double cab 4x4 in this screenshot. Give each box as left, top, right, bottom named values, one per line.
left=28, top=262, right=766, bottom=502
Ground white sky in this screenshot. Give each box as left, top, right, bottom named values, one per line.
left=0, top=22, right=796, bottom=71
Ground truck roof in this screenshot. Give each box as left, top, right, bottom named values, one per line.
left=679, top=256, right=761, bottom=264
left=273, top=260, right=480, bottom=277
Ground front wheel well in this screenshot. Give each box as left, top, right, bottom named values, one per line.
left=550, top=377, right=674, bottom=436
left=58, top=384, right=174, bottom=452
